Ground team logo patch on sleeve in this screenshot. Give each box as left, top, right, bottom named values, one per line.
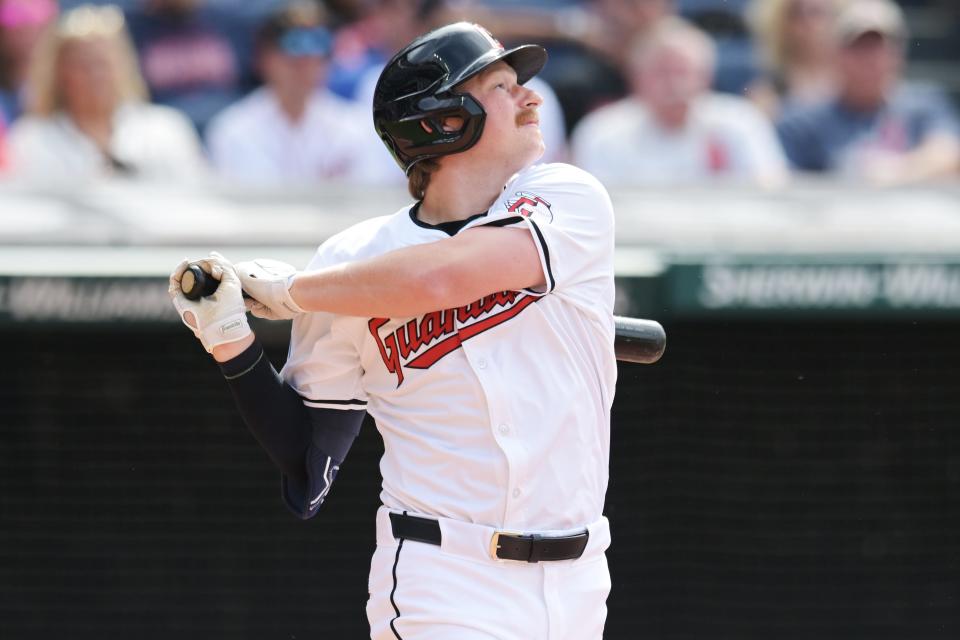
left=507, top=192, right=553, bottom=223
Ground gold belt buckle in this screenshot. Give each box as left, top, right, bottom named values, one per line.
left=489, top=530, right=522, bottom=560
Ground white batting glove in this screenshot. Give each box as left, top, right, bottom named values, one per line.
left=234, top=258, right=306, bottom=321
left=168, top=252, right=251, bottom=353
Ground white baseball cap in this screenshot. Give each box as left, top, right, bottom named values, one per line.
left=835, top=0, right=908, bottom=45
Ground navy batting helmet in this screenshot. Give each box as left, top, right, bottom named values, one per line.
left=372, top=22, right=547, bottom=174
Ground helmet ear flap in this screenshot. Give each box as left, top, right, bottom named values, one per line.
left=398, top=92, right=486, bottom=174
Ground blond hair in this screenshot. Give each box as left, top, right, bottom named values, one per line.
left=748, top=0, right=845, bottom=72
left=26, top=4, right=147, bottom=116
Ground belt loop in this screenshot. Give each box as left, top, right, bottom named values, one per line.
left=390, top=511, right=443, bottom=546
left=527, top=534, right=543, bottom=563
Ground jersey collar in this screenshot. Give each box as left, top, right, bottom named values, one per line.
left=408, top=201, right=489, bottom=237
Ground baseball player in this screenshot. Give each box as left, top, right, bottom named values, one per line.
left=170, top=22, right=617, bottom=639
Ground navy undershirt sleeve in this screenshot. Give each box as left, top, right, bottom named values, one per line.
left=219, top=339, right=312, bottom=485
left=218, top=339, right=365, bottom=518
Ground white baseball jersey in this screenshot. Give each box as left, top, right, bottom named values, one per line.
left=281, top=162, right=617, bottom=533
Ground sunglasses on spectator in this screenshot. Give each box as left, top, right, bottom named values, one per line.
left=278, top=27, right=332, bottom=57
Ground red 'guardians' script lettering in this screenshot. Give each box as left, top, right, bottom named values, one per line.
left=368, top=291, right=537, bottom=386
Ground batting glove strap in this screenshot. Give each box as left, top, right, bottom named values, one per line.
left=198, top=309, right=251, bottom=353
left=172, top=293, right=251, bottom=353
left=235, top=259, right=306, bottom=321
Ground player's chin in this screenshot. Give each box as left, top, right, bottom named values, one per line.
left=526, top=137, right=546, bottom=165
left=516, top=130, right=545, bottom=163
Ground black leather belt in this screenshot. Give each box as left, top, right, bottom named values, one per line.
left=389, top=512, right=590, bottom=563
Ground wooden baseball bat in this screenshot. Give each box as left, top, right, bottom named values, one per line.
left=181, top=266, right=665, bottom=364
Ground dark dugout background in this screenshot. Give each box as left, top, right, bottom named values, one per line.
left=2, top=316, right=958, bottom=639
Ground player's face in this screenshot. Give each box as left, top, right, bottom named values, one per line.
left=454, top=62, right=545, bottom=172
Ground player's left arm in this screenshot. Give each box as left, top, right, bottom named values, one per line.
left=287, top=226, right=544, bottom=318
left=219, top=338, right=364, bottom=520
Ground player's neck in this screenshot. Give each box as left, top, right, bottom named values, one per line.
left=418, top=162, right=516, bottom=224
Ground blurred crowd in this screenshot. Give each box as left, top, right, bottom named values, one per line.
left=0, top=0, right=957, bottom=188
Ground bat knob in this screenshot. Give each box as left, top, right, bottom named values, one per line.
left=180, top=264, right=220, bottom=300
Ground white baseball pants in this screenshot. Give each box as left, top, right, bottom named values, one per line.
left=366, top=507, right=612, bottom=639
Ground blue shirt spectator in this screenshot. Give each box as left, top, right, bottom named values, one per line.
left=777, top=83, right=960, bottom=174
left=0, top=89, right=16, bottom=124
left=776, top=0, right=960, bottom=184
left=324, top=0, right=448, bottom=101
left=124, top=0, right=259, bottom=133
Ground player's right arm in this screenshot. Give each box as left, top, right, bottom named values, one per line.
left=239, top=164, right=615, bottom=320
left=231, top=226, right=544, bottom=320
left=288, top=225, right=544, bottom=317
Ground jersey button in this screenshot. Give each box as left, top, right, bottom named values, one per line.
left=512, top=488, right=522, bottom=498
left=498, top=423, right=509, bottom=435
left=477, top=358, right=487, bottom=369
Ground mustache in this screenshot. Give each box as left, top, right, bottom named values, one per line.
left=516, top=109, right=539, bottom=126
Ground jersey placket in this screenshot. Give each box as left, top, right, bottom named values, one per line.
left=457, top=322, right=533, bottom=527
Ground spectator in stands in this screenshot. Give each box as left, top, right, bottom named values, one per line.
left=571, top=17, right=788, bottom=186
left=325, top=0, right=441, bottom=101
left=486, top=0, right=677, bottom=85
left=776, top=0, right=960, bottom=184
left=325, top=0, right=371, bottom=25
left=349, top=1, right=649, bottom=136
left=747, top=0, right=842, bottom=119
left=205, top=1, right=383, bottom=184
left=680, top=0, right=759, bottom=96
left=7, top=4, right=207, bottom=182
left=595, top=0, right=674, bottom=49
left=0, top=0, right=58, bottom=124
left=124, top=0, right=258, bottom=133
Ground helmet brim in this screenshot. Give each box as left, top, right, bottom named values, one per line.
left=503, top=44, right=549, bottom=85
left=438, top=43, right=548, bottom=93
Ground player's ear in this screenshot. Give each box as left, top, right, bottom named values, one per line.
left=420, top=117, right=465, bottom=134
left=441, top=116, right=465, bottom=133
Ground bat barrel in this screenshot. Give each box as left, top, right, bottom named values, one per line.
left=613, top=316, right=666, bottom=364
